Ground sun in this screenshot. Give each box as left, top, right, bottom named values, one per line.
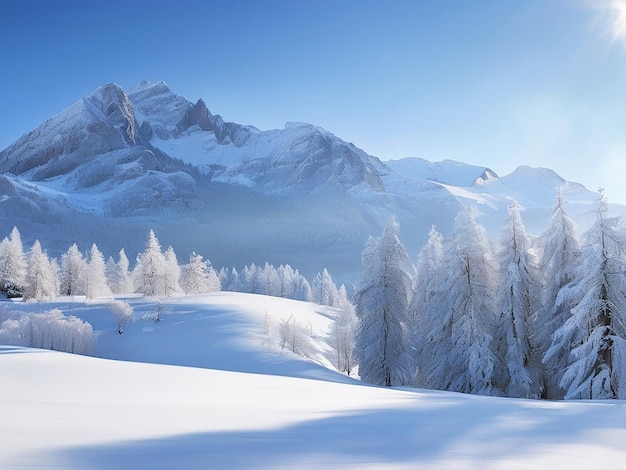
left=589, top=0, right=626, bottom=46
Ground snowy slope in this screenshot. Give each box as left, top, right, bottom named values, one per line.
left=3, top=293, right=626, bottom=469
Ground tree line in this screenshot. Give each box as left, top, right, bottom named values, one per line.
left=0, top=228, right=349, bottom=306
left=356, top=189, right=626, bottom=400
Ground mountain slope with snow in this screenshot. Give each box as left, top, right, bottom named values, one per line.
left=3, top=293, right=626, bottom=469
left=0, top=80, right=615, bottom=283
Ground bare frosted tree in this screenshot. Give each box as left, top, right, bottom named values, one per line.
left=108, top=300, right=134, bottom=334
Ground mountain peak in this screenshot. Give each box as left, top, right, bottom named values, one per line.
left=88, top=83, right=137, bottom=145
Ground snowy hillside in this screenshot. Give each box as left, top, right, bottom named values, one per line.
left=0, top=80, right=618, bottom=283
left=3, top=293, right=626, bottom=469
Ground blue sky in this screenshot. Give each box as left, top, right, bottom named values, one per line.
left=3, top=0, right=626, bottom=202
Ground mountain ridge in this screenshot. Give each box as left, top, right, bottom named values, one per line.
left=0, top=80, right=612, bottom=283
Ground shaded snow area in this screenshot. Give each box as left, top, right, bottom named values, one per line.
left=1, top=293, right=626, bottom=469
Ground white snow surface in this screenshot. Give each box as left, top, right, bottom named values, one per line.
left=2, top=292, right=626, bottom=469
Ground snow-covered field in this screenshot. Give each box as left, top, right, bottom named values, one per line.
left=2, top=292, right=626, bottom=469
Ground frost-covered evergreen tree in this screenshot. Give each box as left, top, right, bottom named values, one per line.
left=410, top=226, right=447, bottom=388
left=180, top=252, right=221, bottom=294
left=0, top=227, right=27, bottom=297
left=240, top=263, right=260, bottom=294
left=107, top=249, right=133, bottom=295
left=257, top=262, right=281, bottom=297
left=355, top=218, right=414, bottom=387
left=86, top=244, right=112, bottom=299
left=538, top=190, right=580, bottom=399
left=550, top=190, right=626, bottom=399
left=134, top=230, right=166, bottom=296
left=494, top=201, right=541, bottom=398
left=226, top=267, right=240, bottom=291
left=440, top=207, right=499, bottom=396
left=60, top=243, right=87, bottom=296
left=312, top=268, right=339, bottom=306
left=277, top=264, right=296, bottom=298
left=163, top=246, right=182, bottom=296
left=23, top=240, right=57, bottom=301
left=294, top=274, right=313, bottom=302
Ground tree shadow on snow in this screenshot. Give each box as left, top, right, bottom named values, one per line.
left=44, top=392, right=626, bottom=469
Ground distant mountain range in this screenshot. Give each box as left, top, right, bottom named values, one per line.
left=0, top=80, right=612, bottom=284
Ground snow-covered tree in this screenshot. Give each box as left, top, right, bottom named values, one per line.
left=550, top=190, right=626, bottom=399
left=240, top=263, right=260, bottom=294
left=440, top=207, right=499, bottom=396
left=354, top=218, right=414, bottom=387
left=108, top=300, right=133, bottom=334
left=180, top=252, right=221, bottom=294
left=0, top=308, right=94, bottom=355
left=277, top=314, right=311, bottom=356
left=257, top=262, right=281, bottom=297
left=293, top=274, right=313, bottom=302
left=107, top=249, right=133, bottom=295
left=312, top=268, right=339, bottom=306
left=494, top=201, right=541, bottom=398
left=134, top=230, right=166, bottom=296
left=23, top=240, right=57, bottom=301
left=331, top=284, right=358, bottom=375
left=86, top=244, right=112, bottom=299
left=163, top=246, right=182, bottom=296
left=537, top=190, right=580, bottom=399
left=410, top=226, right=447, bottom=388
left=60, top=243, right=87, bottom=296
left=0, top=227, right=27, bottom=297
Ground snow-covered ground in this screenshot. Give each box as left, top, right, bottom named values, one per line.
left=2, top=292, right=626, bottom=469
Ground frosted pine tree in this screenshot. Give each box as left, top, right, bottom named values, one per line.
left=410, top=226, right=448, bottom=388
left=86, top=243, right=112, bottom=299
left=257, top=262, right=281, bottom=297
left=312, top=268, right=339, bottom=306
left=277, top=264, right=297, bottom=298
left=23, top=240, right=57, bottom=301
left=134, top=230, right=166, bottom=296
left=163, top=246, right=182, bottom=296
left=354, top=218, right=414, bottom=387
left=108, top=249, right=133, bottom=294
left=294, top=274, right=313, bottom=302
left=494, top=201, right=541, bottom=398
left=538, top=190, right=580, bottom=399
left=60, top=243, right=87, bottom=296
left=440, top=207, right=499, bottom=396
left=552, top=190, right=626, bottom=399
left=0, top=227, right=27, bottom=297
left=180, top=252, right=221, bottom=294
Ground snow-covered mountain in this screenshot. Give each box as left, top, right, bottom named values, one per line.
left=0, top=80, right=611, bottom=283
